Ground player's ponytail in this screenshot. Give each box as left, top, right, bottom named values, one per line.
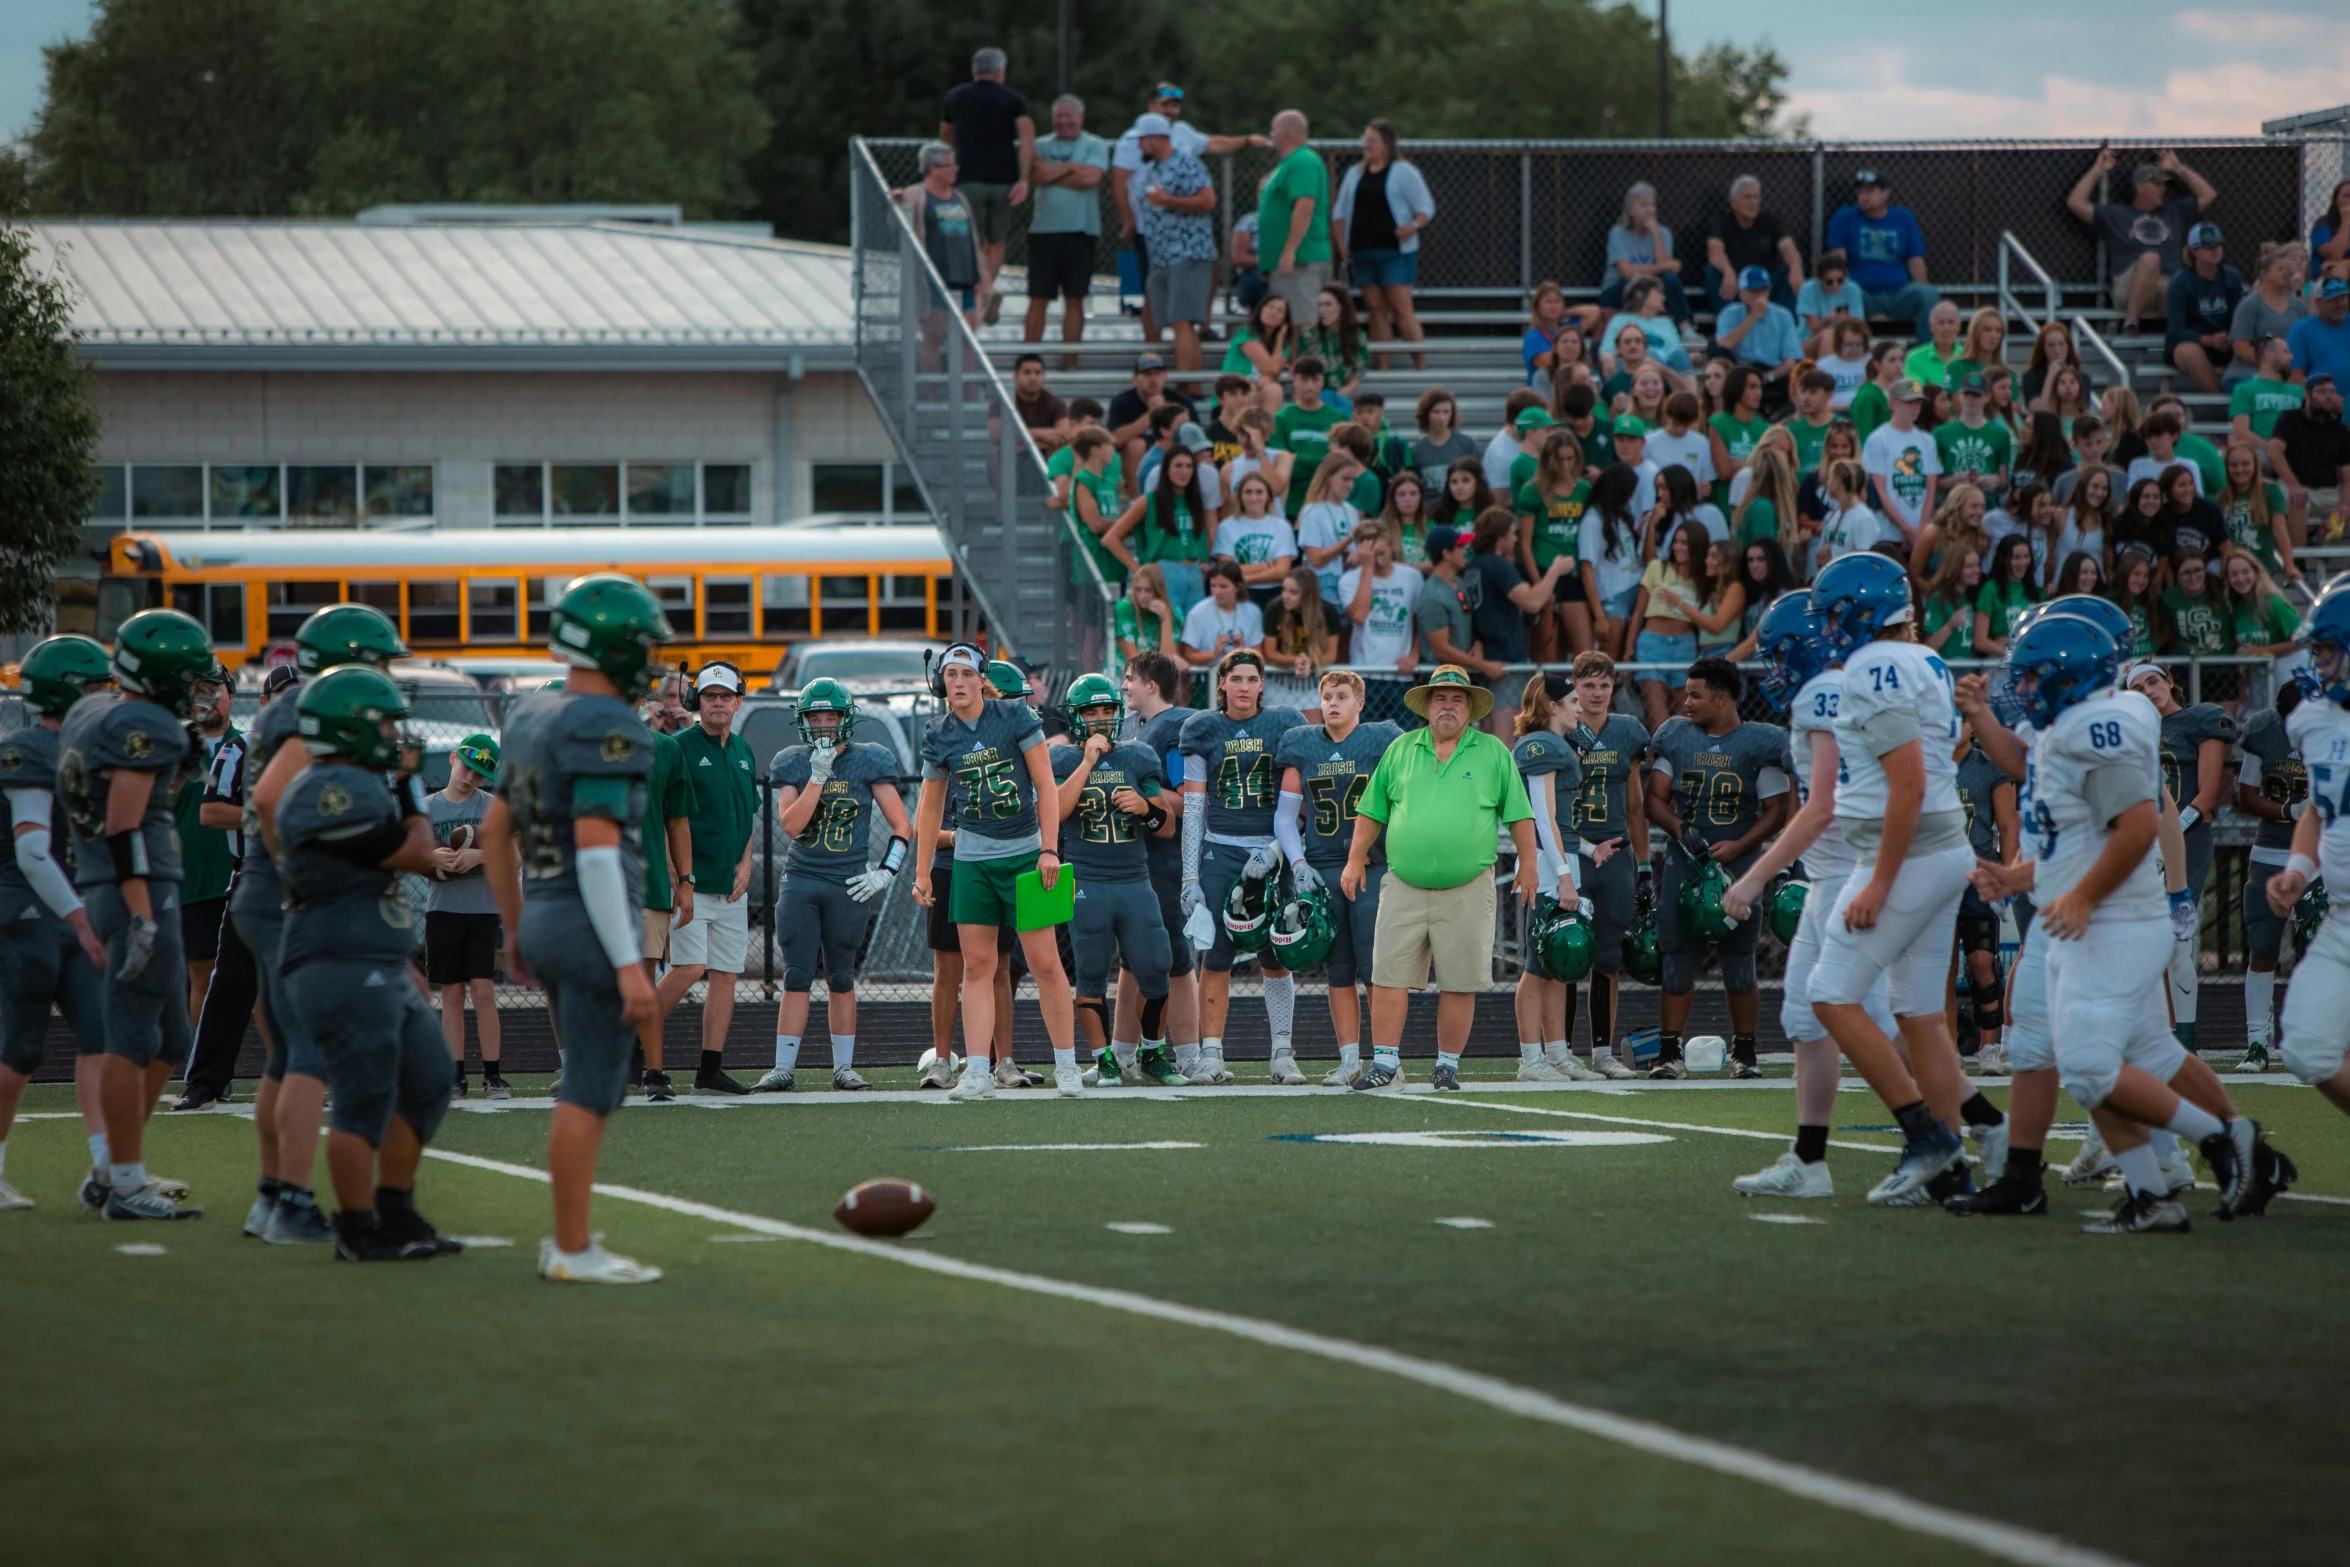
left=1514, top=671, right=1562, bottom=737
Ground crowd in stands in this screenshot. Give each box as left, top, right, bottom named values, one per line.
left=920, top=52, right=2350, bottom=724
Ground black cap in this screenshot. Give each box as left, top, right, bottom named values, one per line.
left=1854, top=169, right=1886, bottom=188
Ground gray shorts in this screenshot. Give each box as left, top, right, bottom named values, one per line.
left=0, top=908, right=105, bottom=1072
left=288, top=959, right=452, bottom=1149
left=2245, top=858, right=2289, bottom=962
left=1267, top=262, right=1332, bottom=331
left=522, top=897, right=636, bottom=1118
left=778, top=875, right=872, bottom=993
left=1198, top=840, right=1271, bottom=975
left=1147, top=860, right=1195, bottom=979
left=1145, top=258, right=1214, bottom=326
left=233, top=909, right=325, bottom=1081
left=1071, top=876, right=1171, bottom=999
left=2181, top=824, right=2214, bottom=906
left=1323, top=861, right=1381, bottom=988
left=1576, top=847, right=1637, bottom=975
left=958, top=182, right=1016, bottom=244
left=88, top=882, right=191, bottom=1069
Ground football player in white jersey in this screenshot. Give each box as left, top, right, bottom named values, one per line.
left=2002, top=612, right=2287, bottom=1232
left=2261, top=585, right=2350, bottom=1144
left=1725, top=593, right=1901, bottom=1199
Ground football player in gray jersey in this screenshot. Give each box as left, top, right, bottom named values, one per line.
left=0, top=635, right=116, bottom=1213
left=2125, top=662, right=2235, bottom=1049
left=1642, top=658, right=1793, bottom=1077
left=482, top=575, right=672, bottom=1284
left=1274, top=669, right=1402, bottom=1085
left=2234, top=686, right=2307, bottom=1071
left=1053, top=673, right=1178, bottom=1087
left=57, top=610, right=206, bottom=1220
left=1561, top=653, right=1649, bottom=1076
left=1508, top=674, right=1595, bottom=1083
left=277, top=666, right=458, bottom=1261
left=1115, top=655, right=1200, bottom=1080
left=1952, top=729, right=2019, bottom=1071
left=758, top=680, right=911, bottom=1093
left=1179, top=650, right=1308, bottom=1084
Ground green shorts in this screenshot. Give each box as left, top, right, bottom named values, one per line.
left=949, top=852, right=1034, bottom=928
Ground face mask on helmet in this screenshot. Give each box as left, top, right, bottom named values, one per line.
left=1076, top=704, right=1122, bottom=740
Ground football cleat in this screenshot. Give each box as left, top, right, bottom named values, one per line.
left=1134, top=1047, right=1189, bottom=1087
left=1969, top=1118, right=2010, bottom=1183
left=1267, top=1052, right=1309, bottom=1086
left=919, top=1052, right=958, bottom=1090
left=1350, top=1058, right=1402, bottom=1092
left=1323, top=1061, right=1362, bottom=1089
left=378, top=1205, right=465, bottom=1256
left=2060, top=1135, right=2118, bottom=1185
left=336, top=1223, right=438, bottom=1262
left=949, top=1060, right=996, bottom=1102
left=1553, top=1051, right=1604, bottom=1082
left=1053, top=1063, right=1086, bottom=1098
left=103, top=1186, right=202, bottom=1221
left=833, top=1067, right=872, bottom=1092
left=1730, top=1057, right=1762, bottom=1081
left=78, top=1173, right=107, bottom=1213
left=2202, top=1118, right=2259, bottom=1220
left=1092, top=1050, right=1124, bottom=1088
left=1192, top=1047, right=1233, bottom=1086
left=2236, top=1139, right=2298, bottom=1218
left=692, top=1066, right=750, bottom=1098
left=1648, top=1058, right=1687, bottom=1081
left=752, top=1066, right=797, bottom=1093
left=264, top=1192, right=336, bottom=1245
left=2236, top=1042, right=2270, bottom=1074
left=1430, top=1061, right=1462, bottom=1092
left=483, top=1072, right=513, bottom=1101
left=641, top=1071, right=675, bottom=1103
left=243, top=1195, right=275, bottom=1237
left=1944, top=1171, right=2048, bottom=1216
left=1732, top=1148, right=1834, bottom=1199
left=1516, top=1057, right=1570, bottom=1083
left=538, top=1238, right=662, bottom=1284
left=148, top=1176, right=190, bottom=1200
left=1866, top=1127, right=1965, bottom=1206
left=1591, top=1049, right=1636, bottom=1080
left=2081, top=1190, right=2191, bottom=1234
left=0, top=1179, right=31, bottom=1212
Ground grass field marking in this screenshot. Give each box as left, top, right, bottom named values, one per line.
left=1750, top=1214, right=1828, bottom=1226
left=1433, top=1094, right=1903, bottom=1154
left=415, top=1147, right=2135, bottom=1567
left=1103, top=1222, right=1172, bottom=1235
left=113, top=1243, right=166, bottom=1255
left=923, top=1142, right=1206, bottom=1152
left=1432, top=1217, right=1495, bottom=1229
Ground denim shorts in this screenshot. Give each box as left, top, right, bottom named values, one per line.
left=1350, top=248, right=1417, bottom=288
left=1634, top=628, right=1697, bottom=685
left=1601, top=585, right=1640, bottom=620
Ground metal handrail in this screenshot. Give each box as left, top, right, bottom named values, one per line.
left=2072, top=313, right=2134, bottom=392
left=1996, top=230, right=2058, bottom=335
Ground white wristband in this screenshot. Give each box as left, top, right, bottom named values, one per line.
left=2289, top=852, right=2319, bottom=882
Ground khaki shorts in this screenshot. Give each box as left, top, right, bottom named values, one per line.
left=670, top=893, right=749, bottom=973
left=1372, top=873, right=1496, bottom=993
left=641, top=906, right=673, bottom=964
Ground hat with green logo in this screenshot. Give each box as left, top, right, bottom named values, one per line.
left=452, top=733, right=501, bottom=779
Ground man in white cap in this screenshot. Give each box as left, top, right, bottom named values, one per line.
left=655, top=662, right=757, bottom=1096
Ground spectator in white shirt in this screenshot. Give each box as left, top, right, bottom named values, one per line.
left=1810, top=458, right=1887, bottom=577
left=1181, top=560, right=1265, bottom=670
left=1338, top=522, right=1425, bottom=673
left=1641, top=392, right=1716, bottom=491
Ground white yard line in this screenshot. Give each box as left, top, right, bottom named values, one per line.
left=419, top=1145, right=2134, bottom=1567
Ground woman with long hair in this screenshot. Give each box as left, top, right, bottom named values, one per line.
left=2032, top=364, right=2094, bottom=433
left=2105, top=545, right=2167, bottom=657
left=1646, top=462, right=1726, bottom=567
left=1598, top=179, right=1688, bottom=319
left=2218, top=440, right=2296, bottom=586
left=1846, top=339, right=1909, bottom=442
left=1225, top=290, right=1301, bottom=391
left=1913, top=481, right=1990, bottom=588
left=2225, top=550, right=2300, bottom=662
left=1676, top=538, right=1749, bottom=657
left=2113, top=476, right=2167, bottom=563
left=2013, top=410, right=2073, bottom=491
left=1985, top=366, right=2024, bottom=435
left=1294, top=454, right=1365, bottom=615
left=1410, top=388, right=1480, bottom=493
left=1578, top=462, right=1643, bottom=658
left=1114, top=561, right=1183, bottom=669
left=1541, top=322, right=1592, bottom=410
left=1920, top=545, right=1983, bottom=659
left=2160, top=549, right=2233, bottom=660
left=2314, top=179, right=2350, bottom=278
left=1630, top=514, right=1707, bottom=731
left=2056, top=464, right=2116, bottom=572
left=1698, top=355, right=1729, bottom=425
left=1972, top=533, right=2040, bottom=657
left=1523, top=280, right=1573, bottom=387
left=1261, top=565, right=1337, bottom=713
left=2052, top=549, right=2105, bottom=598
left=1433, top=457, right=1492, bottom=528
left=1725, top=538, right=1798, bottom=659
left=1301, top=284, right=1368, bottom=406
left=1212, top=469, right=1298, bottom=609
left=2021, top=319, right=2076, bottom=404
left=1105, top=446, right=1212, bottom=612
left=1514, top=430, right=1594, bottom=660
left=2008, top=481, right=2063, bottom=591
left=1811, top=456, right=1885, bottom=577
left=1797, top=420, right=1862, bottom=531
left=1377, top=470, right=1435, bottom=567
left=1622, top=361, right=1670, bottom=427
left=1732, top=442, right=1802, bottom=563
left=1949, top=307, right=2007, bottom=384
left=2100, top=385, right=2147, bottom=470
left=2160, top=461, right=2226, bottom=564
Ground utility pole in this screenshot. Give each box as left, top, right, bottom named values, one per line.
left=1657, top=0, right=1671, bottom=138
left=1058, top=0, right=1075, bottom=97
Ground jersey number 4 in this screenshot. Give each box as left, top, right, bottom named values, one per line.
left=1216, top=753, right=1274, bottom=812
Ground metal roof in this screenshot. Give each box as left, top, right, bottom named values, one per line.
left=118, top=521, right=947, bottom=573
left=26, top=220, right=857, bottom=372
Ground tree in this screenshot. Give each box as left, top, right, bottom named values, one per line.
left=0, top=218, right=102, bottom=636
left=26, top=0, right=767, bottom=219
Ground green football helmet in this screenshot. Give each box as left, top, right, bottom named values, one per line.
left=1767, top=879, right=1807, bottom=945
left=296, top=665, right=411, bottom=769
left=2293, top=880, right=2330, bottom=954
left=111, top=609, right=215, bottom=719
left=1622, top=906, right=1663, bottom=985
left=1679, top=857, right=1743, bottom=943
left=549, top=575, right=674, bottom=702
left=1223, top=873, right=1275, bottom=954
left=986, top=659, right=1033, bottom=700
left=1066, top=672, right=1124, bottom=740
left=451, top=732, right=501, bottom=779
left=294, top=603, right=408, bottom=676
left=1267, top=883, right=1335, bottom=971
left=1529, top=897, right=1595, bottom=983
left=17, top=634, right=113, bottom=718
left=795, top=677, right=858, bottom=745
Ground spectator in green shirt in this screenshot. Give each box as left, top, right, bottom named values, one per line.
left=1705, top=365, right=1770, bottom=509
left=654, top=664, right=760, bottom=1096
left=1786, top=368, right=1838, bottom=479
left=1259, top=110, right=1332, bottom=332
left=1935, top=374, right=2015, bottom=502
left=1848, top=340, right=1906, bottom=443
left=2157, top=551, right=2234, bottom=656
left=1342, top=665, right=1537, bottom=1092
left=2223, top=550, right=2300, bottom=662
left=1902, top=300, right=1965, bottom=388
left=2230, top=334, right=2306, bottom=446
left=2218, top=441, right=2296, bottom=583
left=1271, top=357, right=1346, bottom=514
left=635, top=717, right=694, bottom=1100
left=1919, top=545, right=1982, bottom=660
left=1971, top=535, right=2040, bottom=657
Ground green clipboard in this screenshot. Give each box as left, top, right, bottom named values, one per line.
left=1015, top=864, right=1077, bottom=931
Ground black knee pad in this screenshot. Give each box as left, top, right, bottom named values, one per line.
left=1140, top=995, right=1167, bottom=1040
left=1957, top=911, right=2001, bottom=956
left=1719, top=950, right=1757, bottom=992
left=1660, top=949, right=1702, bottom=995
left=1972, top=987, right=2004, bottom=1031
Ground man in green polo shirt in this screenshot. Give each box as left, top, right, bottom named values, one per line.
left=654, top=663, right=756, bottom=1096
left=1259, top=109, right=1331, bottom=329
left=634, top=700, right=694, bottom=1101
left=1342, top=666, right=1538, bottom=1093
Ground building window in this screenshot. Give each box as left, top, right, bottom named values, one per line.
left=210, top=466, right=280, bottom=521
left=705, top=578, right=753, bottom=638
left=893, top=467, right=924, bottom=517
left=705, top=464, right=753, bottom=519
left=551, top=464, right=620, bottom=522
left=366, top=466, right=435, bottom=521
left=495, top=464, right=545, bottom=523
left=491, top=463, right=757, bottom=527
left=811, top=463, right=883, bottom=513
left=267, top=581, right=339, bottom=641
left=627, top=463, right=695, bottom=519
left=92, top=466, right=128, bottom=521
left=132, top=466, right=204, bottom=521
left=469, top=580, right=520, bottom=642
left=287, top=466, right=359, bottom=527
left=409, top=580, right=462, bottom=642
left=761, top=575, right=810, bottom=638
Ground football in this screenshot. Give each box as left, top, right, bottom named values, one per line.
left=436, top=821, right=475, bottom=880
left=834, top=1178, right=934, bottom=1238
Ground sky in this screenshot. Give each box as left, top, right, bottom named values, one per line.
left=3, top=1, right=2347, bottom=146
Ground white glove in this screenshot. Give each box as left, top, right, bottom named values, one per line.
left=1243, top=844, right=1281, bottom=879
left=1184, top=902, right=1218, bottom=951
left=2168, top=889, right=2197, bottom=943
left=847, top=868, right=894, bottom=903
left=117, top=917, right=159, bottom=983
left=807, top=742, right=837, bottom=784
left=2176, top=804, right=2199, bottom=833
left=1290, top=861, right=1323, bottom=894
left=1180, top=879, right=1204, bottom=919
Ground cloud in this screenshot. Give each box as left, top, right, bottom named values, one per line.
left=2173, top=9, right=2333, bottom=46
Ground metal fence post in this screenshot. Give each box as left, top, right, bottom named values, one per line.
left=1810, top=142, right=1825, bottom=267
left=1519, top=152, right=1533, bottom=295
left=761, top=777, right=775, bottom=1001
left=1220, top=154, right=1235, bottom=271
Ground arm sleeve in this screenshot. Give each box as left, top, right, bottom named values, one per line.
left=1182, top=789, right=1206, bottom=884
left=8, top=789, right=81, bottom=919
left=1274, top=790, right=1307, bottom=865
left=576, top=844, right=643, bottom=969
left=2084, top=762, right=2157, bottom=826
left=1528, top=775, right=1566, bottom=864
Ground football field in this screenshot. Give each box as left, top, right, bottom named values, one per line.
left=5, top=1070, right=2345, bottom=1567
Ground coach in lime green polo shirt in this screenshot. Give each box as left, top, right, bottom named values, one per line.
left=1341, top=665, right=1539, bottom=1092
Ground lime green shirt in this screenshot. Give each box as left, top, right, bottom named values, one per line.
left=2223, top=481, right=2290, bottom=570
left=1903, top=340, right=1961, bottom=388
left=1067, top=464, right=1126, bottom=587
left=1973, top=579, right=2033, bottom=643
left=2233, top=592, right=2299, bottom=649
left=1935, top=417, right=2014, bottom=486
left=1513, top=479, right=1590, bottom=570
left=1923, top=594, right=1975, bottom=659
left=1707, top=412, right=1769, bottom=506
left=1734, top=496, right=1780, bottom=547
left=1272, top=400, right=1346, bottom=514
left=1359, top=724, right=1532, bottom=890
left=1258, top=147, right=1332, bottom=267
left=1114, top=595, right=1170, bottom=652
left=2176, top=431, right=2225, bottom=496
left=2159, top=585, right=2234, bottom=655
left=2228, top=376, right=2304, bottom=442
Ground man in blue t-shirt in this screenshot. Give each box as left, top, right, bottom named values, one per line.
left=1823, top=170, right=1937, bottom=340
left=2289, top=279, right=2350, bottom=391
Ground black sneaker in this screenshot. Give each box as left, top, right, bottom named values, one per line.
left=692, top=1067, right=750, bottom=1098
left=1430, top=1061, right=1462, bottom=1092
left=1731, top=1059, right=1762, bottom=1080
left=1945, top=1172, right=2048, bottom=1216
left=171, top=1083, right=225, bottom=1112
left=2081, top=1189, right=2191, bottom=1235
left=1926, top=1161, right=1975, bottom=1202
left=333, top=1214, right=437, bottom=1262
left=2199, top=1118, right=2257, bottom=1220
left=643, top=1070, right=677, bottom=1102
left=452, top=1072, right=470, bottom=1099
left=1649, top=1058, right=1687, bottom=1080
left=378, top=1205, right=465, bottom=1256
left=482, top=1072, right=512, bottom=1102
left=2235, top=1139, right=2299, bottom=1218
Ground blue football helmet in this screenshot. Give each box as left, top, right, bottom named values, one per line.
left=2044, top=593, right=2133, bottom=650
left=2295, top=580, right=2350, bottom=706
left=1752, top=591, right=1834, bottom=713
left=2006, top=613, right=2121, bottom=732
left=1810, top=552, right=1914, bottom=658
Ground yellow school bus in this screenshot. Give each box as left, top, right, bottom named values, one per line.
left=104, top=521, right=962, bottom=678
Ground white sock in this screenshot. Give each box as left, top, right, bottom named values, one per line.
left=1373, top=1044, right=1399, bottom=1062
left=1201, top=1034, right=1223, bottom=1060
left=2166, top=937, right=2198, bottom=1024
left=2245, top=968, right=2276, bottom=1044
left=1437, top=1050, right=1461, bottom=1070
left=2148, top=1127, right=2180, bottom=1160
left=773, top=1035, right=801, bottom=1071
left=89, top=1132, right=109, bottom=1168
left=1053, top=1047, right=1077, bottom=1071
left=2116, top=1143, right=2166, bottom=1197
left=109, top=1160, right=146, bottom=1197
left=830, top=1034, right=855, bottom=1070
left=0, top=1141, right=8, bottom=1180
left=1543, top=1039, right=1570, bottom=1064
left=2165, top=1100, right=2223, bottom=1142
left=1175, top=1043, right=1201, bottom=1072
left=1263, top=975, right=1295, bottom=1044
left=1338, top=1043, right=1360, bottom=1071
left=1519, top=1040, right=1543, bottom=1064
left=1112, top=1038, right=1140, bottom=1068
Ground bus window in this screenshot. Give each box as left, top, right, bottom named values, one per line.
left=527, top=578, right=566, bottom=639
left=468, top=579, right=520, bottom=643
left=761, top=576, right=810, bottom=638
left=352, top=581, right=400, bottom=622
left=267, top=581, right=339, bottom=640
left=409, top=580, right=462, bottom=643
left=878, top=575, right=928, bottom=633
left=705, top=578, right=753, bottom=638
left=820, top=575, right=871, bottom=637
left=170, top=583, right=245, bottom=646
left=647, top=578, right=695, bottom=638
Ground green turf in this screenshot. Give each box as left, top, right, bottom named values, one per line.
left=3, top=1074, right=2343, bottom=1566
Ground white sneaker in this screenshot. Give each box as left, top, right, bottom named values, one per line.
left=538, top=1237, right=663, bottom=1284
left=1081, top=1065, right=1101, bottom=1086
left=1969, top=1118, right=2010, bottom=1183
left=1554, top=1051, right=1605, bottom=1082
left=949, top=1061, right=997, bottom=1102
left=1974, top=1041, right=2010, bottom=1075
left=1590, top=1049, right=1637, bottom=1080
left=2061, top=1134, right=2117, bottom=1186
left=1515, top=1057, right=1570, bottom=1083
left=1267, top=1052, right=1308, bottom=1085
left=1193, top=1047, right=1233, bottom=1085
left=1732, top=1147, right=1835, bottom=1198
left=0, top=1179, right=31, bottom=1211
left=1323, top=1061, right=1362, bottom=1088
left=994, top=1058, right=1033, bottom=1090
left=918, top=1051, right=957, bottom=1090
left=1054, top=1063, right=1085, bottom=1098
left=752, top=1066, right=796, bottom=1092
